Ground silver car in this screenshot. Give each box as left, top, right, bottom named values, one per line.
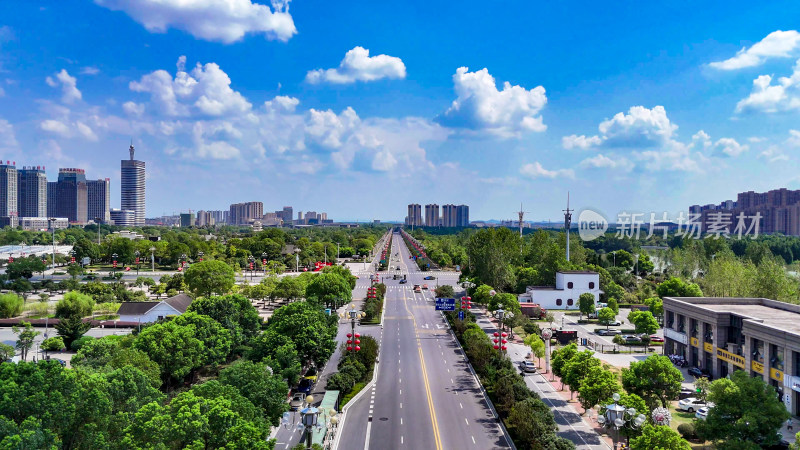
left=519, top=361, right=537, bottom=373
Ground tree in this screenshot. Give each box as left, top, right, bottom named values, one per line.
left=219, top=360, right=289, bottom=426
left=656, top=277, right=702, bottom=298
left=41, top=336, right=65, bottom=352
left=628, top=310, right=659, bottom=335
left=267, top=301, right=336, bottom=367
left=621, top=355, right=683, bottom=409
left=695, top=370, right=789, bottom=448
left=0, top=343, right=14, bottom=360
left=12, top=321, right=40, bottom=361
left=248, top=329, right=302, bottom=385
left=630, top=424, right=691, bottom=450
left=67, top=264, right=85, bottom=279
left=578, top=365, right=619, bottom=411
left=184, top=260, right=235, bottom=298
left=472, top=284, right=495, bottom=306
left=55, top=316, right=92, bottom=349
left=187, top=294, right=262, bottom=348
left=578, top=293, right=595, bottom=320
left=0, top=293, right=23, bottom=318
left=603, top=282, right=625, bottom=303
left=488, top=293, right=520, bottom=315
left=506, top=397, right=558, bottom=447
left=55, top=291, right=95, bottom=319
left=694, top=376, right=710, bottom=403
left=466, top=228, right=520, bottom=290
left=434, top=285, right=455, bottom=298
left=6, top=258, right=47, bottom=280
left=320, top=265, right=357, bottom=289
left=272, top=276, right=305, bottom=302
left=305, top=272, right=352, bottom=308
left=173, top=312, right=233, bottom=365
left=551, top=343, right=578, bottom=381
left=613, top=250, right=634, bottom=270
left=562, top=350, right=601, bottom=398
left=607, top=297, right=619, bottom=314
left=597, top=307, right=616, bottom=329
left=524, top=334, right=546, bottom=367
left=642, top=297, right=663, bottom=318
left=133, top=320, right=204, bottom=383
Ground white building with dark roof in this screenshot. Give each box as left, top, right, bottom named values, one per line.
left=517, top=270, right=601, bottom=313
left=117, top=293, right=193, bottom=323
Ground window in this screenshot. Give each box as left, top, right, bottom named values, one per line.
left=567, top=298, right=574, bottom=306
left=567, top=282, right=574, bottom=289
left=589, top=282, right=595, bottom=289
left=556, top=299, right=562, bottom=306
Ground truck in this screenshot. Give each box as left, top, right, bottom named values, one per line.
left=521, top=303, right=548, bottom=320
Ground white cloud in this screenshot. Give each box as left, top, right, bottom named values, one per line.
left=129, top=56, right=252, bottom=117
left=46, top=69, right=82, bottom=103
left=94, top=0, right=296, bottom=43
left=597, top=105, right=676, bottom=147
left=519, top=162, right=574, bottom=179
left=40, top=119, right=71, bottom=136
left=735, top=63, right=800, bottom=113
left=123, top=101, right=145, bottom=116
left=0, top=119, right=18, bottom=152
left=436, top=67, right=547, bottom=137
left=710, top=30, right=800, bottom=70
left=788, top=129, right=800, bottom=147
left=562, top=134, right=602, bottom=150
left=759, top=146, right=789, bottom=163
left=266, top=95, right=299, bottom=113
left=81, top=66, right=100, bottom=75
left=306, top=46, right=406, bottom=84
left=712, top=137, right=748, bottom=157
left=372, top=148, right=397, bottom=171
left=748, top=136, right=766, bottom=143
left=692, top=130, right=712, bottom=150
left=579, top=154, right=633, bottom=171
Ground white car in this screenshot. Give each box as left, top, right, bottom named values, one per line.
left=678, top=397, right=712, bottom=413
left=695, top=406, right=711, bottom=420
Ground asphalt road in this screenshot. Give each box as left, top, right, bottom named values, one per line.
left=336, top=232, right=510, bottom=450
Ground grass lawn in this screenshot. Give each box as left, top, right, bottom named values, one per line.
left=668, top=402, right=714, bottom=449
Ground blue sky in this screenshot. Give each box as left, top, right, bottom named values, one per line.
left=2, top=1, right=800, bottom=222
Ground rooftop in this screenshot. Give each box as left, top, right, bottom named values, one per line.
left=558, top=270, right=599, bottom=275
left=664, top=297, right=800, bottom=336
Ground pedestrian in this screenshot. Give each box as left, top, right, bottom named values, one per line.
left=787, top=418, right=793, bottom=431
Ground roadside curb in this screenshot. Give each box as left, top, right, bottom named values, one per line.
left=440, top=311, right=517, bottom=450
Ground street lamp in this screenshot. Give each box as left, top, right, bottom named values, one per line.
left=135, top=250, right=141, bottom=276
left=295, top=248, right=301, bottom=272
left=596, top=392, right=646, bottom=449
left=492, top=331, right=508, bottom=354
left=248, top=255, right=255, bottom=281
left=112, top=253, right=118, bottom=277
left=149, top=247, right=155, bottom=272
left=339, top=303, right=365, bottom=352
left=495, top=304, right=506, bottom=332
left=69, top=249, right=76, bottom=265
left=261, top=252, right=268, bottom=275
left=299, top=395, right=321, bottom=449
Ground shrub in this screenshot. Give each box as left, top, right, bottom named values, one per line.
left=677, top=423, right=696, bottom=440
left=41, top=336, right=65, bottom=352
left=55, top=291, right=94, bottom=319
left=338, top=359, right=366, bottom=379
left=523, top=321, right=541, bottom=336
left=70, top=335, right=95, bottom=352
left=339, top=364, right=362, bottom=381
left=0, top=293, right=23, bottom=318
left=326, top=372, right=354, bottom=393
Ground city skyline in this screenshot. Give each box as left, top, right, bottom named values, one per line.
left=3, top=3, right=800, bottom=221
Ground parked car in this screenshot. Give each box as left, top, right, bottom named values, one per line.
left=289, top=392, right=306, bottom=411
left=695, top=406, right=711, bottom=420
left=649, top=335, right=665, bottom=342
left=679, top=388, right=696, bottom=400
left=597, top=329, right=621, bottom=336
left=518, top=361, right=537, bottom=374
left=678, top=397, right=712, bottom=413
left=423, top=276, right=436, bottom=280
left=621, top=335, right=640, bottom=343
left=296, top=378, right=314, bottom=395
left=603, top=320, right=622, bottom=326
left=688, top=367, right=711, bottom=379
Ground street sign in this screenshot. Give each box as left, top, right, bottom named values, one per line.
left=434, top=298, right=456, bottom=311
left=458, top=310, right=465, bottom=320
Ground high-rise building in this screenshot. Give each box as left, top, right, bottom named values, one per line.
left=87, top=178, right=111, bottom=223
left=56, top=168, right=88, bottom=224
left=406, top=204, right=422, bottom=227
left=196, top=210, right=213, bottom=226
left=424, top=204, right=439, bottom=227
left=0, top=161, right=18, bottom=218
left=229, top=202, right=263, bottom=225
left=121, top=143, right=146, bottom=226
left=17, top=166, right=47, bottom=218
left=456, top=204, right=470, bottom=227
left=46, top=181, right=57, bottom=217
left=110, top=209, right=135, bottom=227
left=206, top=210, right=227, bottom=224
left=179, top=212, right=195, bottom=227
left=441, top=204, right=457, bottom=227
left=282, top=206, right=293, bottom=225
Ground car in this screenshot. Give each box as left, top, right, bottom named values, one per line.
left=422, top=284, right=428, bottom=290
left=413, top=285, right=421, bottom=293
left=688, top=367, right=711, bottom=379
left=606, top=320, right=622, bottom=326
left=596, top=329, right=621, bottom=336
left=296, top=378, right=314, bottom=395
left=399, top=279, right=407, bottom=284
left=518, top=361, right=537, bottom=374
left=649, top=335, right=665, bottom=342
left=289, top=392, right=306, bottom=411
left=695, top=406, right=711, bottom=420
left=678, top=397, right=711, bottom=413
left=679, top=388, right=696, bottom=400
left=396, top=267, right=401, bottom=270
left=424, top=276, right=436, bottom=280
left=621, top=335, right=640, bottom=343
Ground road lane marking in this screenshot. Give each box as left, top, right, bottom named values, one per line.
left=460, top=402, right=463, bottom=409
left=472, top=436, right=476, bottom=444
left=418, top=346, right=443, bottom=450
left=465, top=418, right=469, bottom=425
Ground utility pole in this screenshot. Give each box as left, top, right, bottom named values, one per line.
left=563, top=192, right=573, bottom=262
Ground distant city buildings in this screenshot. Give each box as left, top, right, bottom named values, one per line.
left=87, top=178, right=111, bottom=223
left=690, top=187, right=800, bottom=236
left=110, top=209, right=135, bottom=227
left=407, top=203, right=469, bottom=227
left=55, top=168, right=88, bottom=224
left=0, top=162, right=18, bottom=218
left=121, top=143, right=146, bottom=226
left=18, top=166, right=47, bottom=218
left=229, top=202, right=263, bottom=225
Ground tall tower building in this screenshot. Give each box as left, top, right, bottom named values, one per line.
left=0, top=161, right=17, bottom=218
left=456, top=204, right=470, bottom=227
left=425, top=204, right=439, bottom=227
left=121, top=143, right=146, bottom=226
left=441, top=204, right=457, bottom=227
left=18, top=166, right=47, bottom=218
left=56, top=168, right=88, bottom=224
left=282, top=206, right=293, bottom=225
left=87, top=178, right=111, bottom=223
left=46, top=181, right=57, bottom=217
left=406, top=204, right=422, bottom=227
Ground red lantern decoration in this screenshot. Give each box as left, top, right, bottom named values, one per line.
left=501, top=332, right=508, bottom=338
left=501, top=346, right=507, bottom=351
left=493, top=345, right=499, bottom=350
left=347, top=339, right=352, bottom=344
left=493, top=332, right=499, bottom=337
left=347, top=346, right=353, bottom=351
left=347, top=333, right=352, bottom=338
left=355, top=346, right=361, bottom=351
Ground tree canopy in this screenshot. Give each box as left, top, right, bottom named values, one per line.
left=183, top=260, right=235, bottom=298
